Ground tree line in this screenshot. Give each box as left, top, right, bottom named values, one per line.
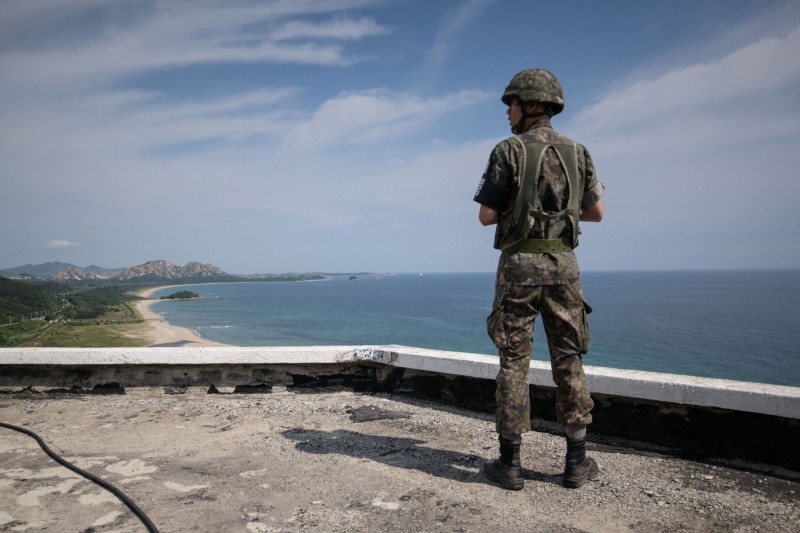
left=0, top=277, right=140, bottom=346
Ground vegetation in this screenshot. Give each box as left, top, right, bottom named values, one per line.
left=160, top=291, right=199, bottom=300
left=0, top=277, right=146, bottom=346
left=0, top=277, right=62, bottom=322
left=63, top=286, right=138, bottom=319
left=18, top=302, right=149, bottom=348
left=0, top=269, right=329, bottom=347
left=0, top=320, right=48, bottom=347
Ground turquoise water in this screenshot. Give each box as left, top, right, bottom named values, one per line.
left=150, top=270, right=800, bottom=387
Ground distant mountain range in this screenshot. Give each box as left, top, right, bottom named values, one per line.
left=0, top=262, right=119, bottom=279
left=0, top=260, right=232, bottom=283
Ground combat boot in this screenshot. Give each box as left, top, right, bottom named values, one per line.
left=482, top=435, right=524, bottom=490
left=563, top=436, right=599, bottom=488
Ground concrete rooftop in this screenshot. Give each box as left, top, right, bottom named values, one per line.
left=2, top=387, right=799, bottom=533
left=2, top=346, right=799, bottom=532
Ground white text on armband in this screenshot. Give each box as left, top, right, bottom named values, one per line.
left=474, top=177, right=486, bottom=197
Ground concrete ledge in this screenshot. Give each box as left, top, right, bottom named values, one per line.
left=383, top=346, right=800, bottom=419
left=2, top=346, right=797, bottom=419
left=0, top=346, right=375, bottom=365
left=2, top=346, right=800, bottom=473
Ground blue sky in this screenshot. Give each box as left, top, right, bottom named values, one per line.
left=1, top=0, right=799, bottom=274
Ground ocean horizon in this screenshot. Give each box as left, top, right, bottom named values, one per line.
left=149, top=269, right=800, bottom=388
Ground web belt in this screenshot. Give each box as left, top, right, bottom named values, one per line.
left=504, top=238, right=573, bottom=254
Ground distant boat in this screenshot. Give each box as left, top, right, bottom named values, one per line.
left=349, top=275, right=359, bottom=281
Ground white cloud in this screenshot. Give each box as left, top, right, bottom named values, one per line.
left=46, top=240, right=83, bottom=250
left=5, top=2, right=797, bottom=272
left=70, top=90, right=164, bottom=113
left=575, top=26, right=800, bottom=131
left=0, top=70, right=492, bottom=233
left=91, top=88, right=303, bottom=149
left=289, top=89, right=492, bottom=147
left=562, top=24, right=800, bottom=270
left=361, top=138, right=497, bottom=216
left=0, top=1, right=388, bottom=95
left=423, top=0, right=499, bottom=78
left=272, top=16, right=387, bottom=41
left=568, top=24, right=800, bottom=165
left=0, top=3, right=394, bottom=179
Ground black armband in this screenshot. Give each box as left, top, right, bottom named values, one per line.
left=473, top=176, right=510, bottom=211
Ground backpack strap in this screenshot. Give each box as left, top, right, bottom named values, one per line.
left=502, top=137, right=581, bottom=252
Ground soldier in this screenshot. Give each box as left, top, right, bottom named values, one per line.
left=473, top=69, right=604, bottom=490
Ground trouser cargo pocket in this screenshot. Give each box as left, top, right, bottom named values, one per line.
left=487, top=298, right=509, bottom=350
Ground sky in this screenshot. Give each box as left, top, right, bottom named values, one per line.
left=1, top=0, right=799, bottom=275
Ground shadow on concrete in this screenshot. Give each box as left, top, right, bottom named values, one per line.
left=281, top=428, right=561, bottom=487
left=150, top=340, right=195, bottom=347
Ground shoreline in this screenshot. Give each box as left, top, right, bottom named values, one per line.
left=133, top=286, right=231, bottom=347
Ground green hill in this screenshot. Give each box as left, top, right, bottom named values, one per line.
left=1, top=278, right=145, bottom=346
left=0, top=277, right=61, bottom=322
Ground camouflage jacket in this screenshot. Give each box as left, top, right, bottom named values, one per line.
left=476, top=120, right=603, bottom=285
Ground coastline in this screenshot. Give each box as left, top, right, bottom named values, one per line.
left=134, top=286, right=231, bottom=347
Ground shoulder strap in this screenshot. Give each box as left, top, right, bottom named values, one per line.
left=503, top=137, right=581, bottom=251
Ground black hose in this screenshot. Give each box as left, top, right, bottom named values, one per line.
left=0, top=421, right=160, bottom=533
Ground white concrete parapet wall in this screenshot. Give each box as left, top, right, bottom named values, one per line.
left=1, top=346, right=798, bottom=419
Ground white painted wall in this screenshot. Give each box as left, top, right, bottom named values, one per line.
left=1, top=346, right=798, bottom=419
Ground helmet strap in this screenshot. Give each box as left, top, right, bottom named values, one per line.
left=513, top=101, right=548, bottom=134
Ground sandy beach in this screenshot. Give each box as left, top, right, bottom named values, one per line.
left=133, top=287, right=230, bottom=347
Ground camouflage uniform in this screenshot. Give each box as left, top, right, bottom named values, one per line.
left=477, top=119, right=603, bottom=437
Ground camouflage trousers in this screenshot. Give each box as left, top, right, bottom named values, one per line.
left=487, top=277, right=594, bottom=436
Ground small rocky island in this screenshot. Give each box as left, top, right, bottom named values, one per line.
left=159, top=291, right=200, bottom=300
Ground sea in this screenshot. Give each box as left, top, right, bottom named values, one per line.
left=149, top=270, right=800, bottom=387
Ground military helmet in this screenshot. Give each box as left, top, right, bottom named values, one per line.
left=501, top=69, right=564, bottom=116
